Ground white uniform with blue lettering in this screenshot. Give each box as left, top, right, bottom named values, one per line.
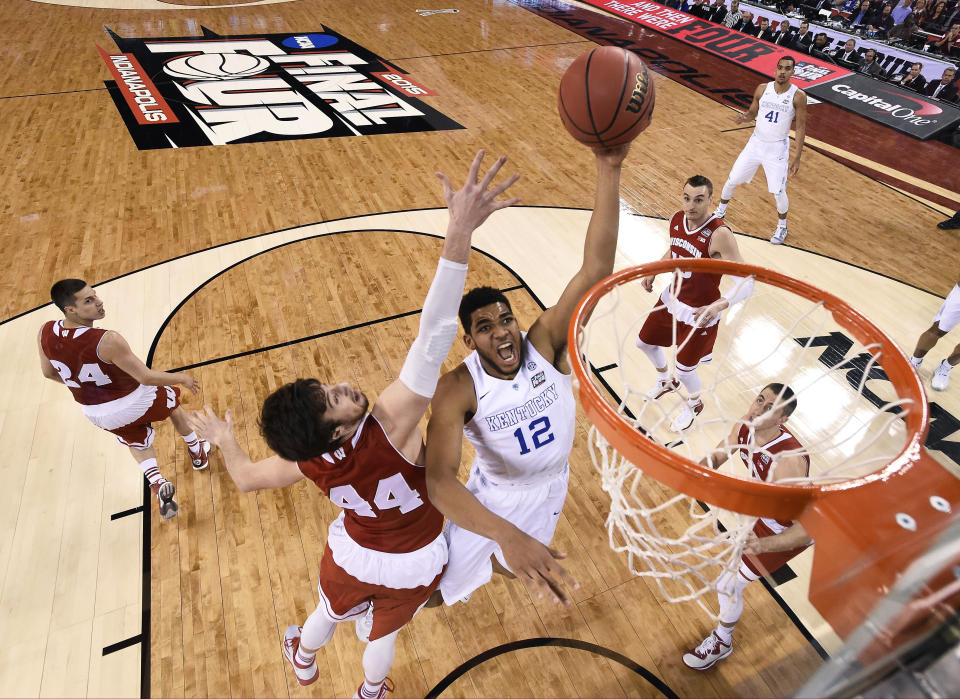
left=727, top=81, right=798, bottom=194
left=438, top=334, right=576, bottom=604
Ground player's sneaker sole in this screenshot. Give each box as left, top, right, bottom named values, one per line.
left=156, top=481, right=178, bottom=520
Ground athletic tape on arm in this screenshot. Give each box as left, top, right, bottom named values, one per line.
left=723, top=276, right=754, bottom=308
left=399, top=257, right=469, bottom=398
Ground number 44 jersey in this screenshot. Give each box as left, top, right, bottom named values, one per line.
left=463, top=334, right=576, bottom=487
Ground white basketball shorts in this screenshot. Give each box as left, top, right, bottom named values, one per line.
left=726, top=136, right=789, bottom=194
left=933, top=284, right=960, bottom=333
left=438, top=463, right=569, bottom=605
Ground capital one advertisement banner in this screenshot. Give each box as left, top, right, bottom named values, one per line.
left=580, top=0, right=960, bottom=138
left=807, top=73, right=960, bottom=138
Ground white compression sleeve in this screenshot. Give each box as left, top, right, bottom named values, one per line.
left=723, top=276, right=754, bottom=308
left=398, top=257, right=469, bottom=398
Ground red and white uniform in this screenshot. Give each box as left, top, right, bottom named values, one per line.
left=736, top=423, right=811, bottom=577
left=298, top=414, right=446, bottom=640
left=39, top=320, right=180, bottom=448
left=933, top=283, right=960, bottom=333
left=638, top=211, right=726, bottom=368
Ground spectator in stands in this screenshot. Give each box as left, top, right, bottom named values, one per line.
left=924, top=66, right=959, bottom=100
left=689, top=0, right=714, bottom=18
left=931, top=22, right=960, bottom=56
left=809, top=32, right=833, bottom=57
left=775, top=19, right=795, bottom=43
left=739, top=9, right=758, bottom=32
left=846, top=0, right=878, bottom=28
left=793, top=20, right=815, bottom=48
left=891, top=61, right=928, bottom=90
left=942, top=3, right=960, bottom=30
left=858, top=48, right=883, bottom=75
left=868, top=3, right=896, bottom=37
left=889, top=11, right=921, bottom=43
left=833, top=37, right=864, bottom=65
left=841, top=0, right=862, bottom=11
left=707, top=0, right=729, bottom=23
left=724, top=0, right=745, bottom=26
left=757, top=17, right=776, bottom=38
left=912, top=0, right=929, bottom=24
left=921, top=1, right=949, bottom=31
left=778, top=0, right=800, bottom=14
left=892, top=0, right=915, bottom=24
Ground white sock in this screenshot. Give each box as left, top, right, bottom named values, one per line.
left=140, top=458, right=165, bottom=487
left=657, top=369, right=671, bottom=382
left=715, top=201, right=728, bottom=214
left=939, top=359, right=954, bottom=372
left=776, top=220, right=787, bottom=230
left=360, top=679, right=384, bottom=699
left=715, top=624, right=733, bottom=645
left=181, top=431, right=202, bottom=455
left=910, top=355, right=923, bottom=368
left=676, top=368, right=702, bottom=399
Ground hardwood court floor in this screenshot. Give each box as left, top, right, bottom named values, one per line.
left=2, top=0, right=959, bottom=696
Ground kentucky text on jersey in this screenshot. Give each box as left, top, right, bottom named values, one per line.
left=484, top=383, right=560, bottom=431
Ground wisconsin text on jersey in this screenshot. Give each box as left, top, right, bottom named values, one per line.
left=484, top=383, right=561, bottom=431
left=671, top=236, right=709, bottom=257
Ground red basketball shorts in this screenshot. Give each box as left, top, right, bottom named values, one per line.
left=638, top=303, right=719, bottom=368
left=108, top=385, right=181, bottom=449
left=317, top=546, right=442, bottom=641
left=742, top=518, right=809, bottom=578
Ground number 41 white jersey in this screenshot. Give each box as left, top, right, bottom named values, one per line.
left=463, top=334, right=576, bottom=487
left=753, top=81, right=797, bottom=142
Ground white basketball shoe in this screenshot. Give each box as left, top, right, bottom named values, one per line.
left=670, top=400, right=704, bottom=432
left=682, top=631, right=732, bottom=670
left=646, top=378, right=680, bottom=400
left=770, top=226, right=788, bottom=245
left=932, top=361, right=953, bottom=391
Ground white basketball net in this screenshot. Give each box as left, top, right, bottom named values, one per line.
left=578, top=268, right=913, bottom=620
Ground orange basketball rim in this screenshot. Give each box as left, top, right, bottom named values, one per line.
left=568, top=258, right=960, bottom=648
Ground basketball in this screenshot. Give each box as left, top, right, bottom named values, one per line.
left=557, top=46, right=655, bottom=147
left=162, top=53, right=271, bottom=81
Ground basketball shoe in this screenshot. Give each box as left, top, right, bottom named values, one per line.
left=151, top=480, right=178, bottom=520
left=192, top=439, right=211, bottom=471
left=282, top=625, right=318, bottom=686
left=354, top=677, right=395, bottom=699
left=712, top=204, right=727, bottom=220
left=932, top=360, right=953, bottom=391
left=770, top=226, right=788, bottom=245
left=646, top=378, right=680, bottom=400
left=670, top=400, right=704, bottom=432
left=682, top=631, right=732, bottom=670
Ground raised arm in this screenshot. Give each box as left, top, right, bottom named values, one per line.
left=189, top=407, right=304, bottom=492
left=527, top=145, right=630, bottom=364
left=425, top=368, right=578, bottom=604
left=373, top=151, right=520, bottom=449
left=789, top=90, right=807, bottom=178
left=98, top=331, right=199, bottom=394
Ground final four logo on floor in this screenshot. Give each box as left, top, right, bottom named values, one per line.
left=97, top=26, right=463, bottom=150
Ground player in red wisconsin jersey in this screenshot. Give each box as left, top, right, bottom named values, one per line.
left=637, top=175, right=753, bottom=432
left=682, top=383, right=812, bottom=671
left=38, top=280, right=209, bottom=521
left=188, top=151, right=520, bottom=699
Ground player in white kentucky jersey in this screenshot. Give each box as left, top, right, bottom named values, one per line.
left=713, top=56, right=808, bottom=245
left=424, top=144, right=631, bottom=607
left=910, top=272, right=960, bottom=391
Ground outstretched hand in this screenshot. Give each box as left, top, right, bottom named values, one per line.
left=500, top=529, right=579, bottom=606
left=437, top=150, right=521, bottom=239
left=189, top=406, right=235, bottom=448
